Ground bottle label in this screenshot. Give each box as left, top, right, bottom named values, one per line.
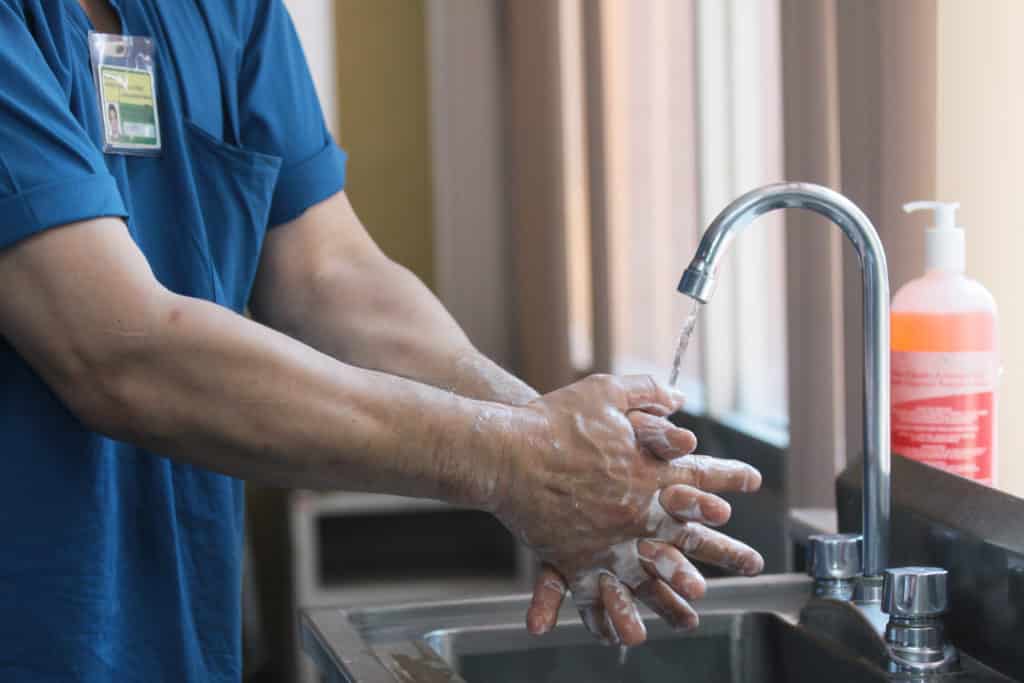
left=891, top=351, right=998, bottom=484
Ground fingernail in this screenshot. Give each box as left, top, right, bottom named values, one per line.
left=742, top=553, right=765, bottom=576
left=743, top=467, right=763, bottom=492
left=528, top=616, right=552, bottom=635
left=637, top=539, right=657, bottom=561
left=670, top=427, right=698, bottom=451
left=528, top=618, right=552, bottom=638
left=701, top=496, right=730, bottom=523
left=683, top=572, right=707, bottom=599
left=627, top=628, right=646, bottom=646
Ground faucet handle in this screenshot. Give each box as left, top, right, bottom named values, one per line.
left=807, top=533, right=863, bottom=580
left=882, top=567, right=949, bottom=618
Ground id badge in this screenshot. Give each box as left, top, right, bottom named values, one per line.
left=88, top=32, right=161, bottom=155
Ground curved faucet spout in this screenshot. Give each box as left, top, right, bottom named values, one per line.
left=679, top=182, right=891, bottom=577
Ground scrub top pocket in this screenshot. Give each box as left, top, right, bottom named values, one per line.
left=183, top=119, right=282, bottom=311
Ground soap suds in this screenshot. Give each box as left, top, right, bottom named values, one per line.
left=681, top=531, right=701, bottom=554
left=468, top=406, right=515, bottom=509
left=676, top=500, right=704, bottom=522
left=654, top=554, right=681, bottom=584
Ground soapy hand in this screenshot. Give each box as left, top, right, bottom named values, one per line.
left=491, top=375, right=763, bottom=646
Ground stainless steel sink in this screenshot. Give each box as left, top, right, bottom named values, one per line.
left=301, top=575, right=876, bottom=683
left=425, top=611, right=884, bottom=683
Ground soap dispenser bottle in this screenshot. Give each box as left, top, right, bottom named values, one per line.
left=891, top=201, right=999, bottom=485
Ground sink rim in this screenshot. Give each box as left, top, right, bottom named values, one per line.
left=301, top=573, right=814, bottom=683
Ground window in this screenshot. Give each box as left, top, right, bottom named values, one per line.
left=574, top=0, right=788, bottom=439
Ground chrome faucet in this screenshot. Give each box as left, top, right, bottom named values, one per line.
left=677, top=182, right=892, bottom=578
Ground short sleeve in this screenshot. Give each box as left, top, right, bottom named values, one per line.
left=0, top=3, right=127, bottom=250
left=238, top=0, right=347, bottom=227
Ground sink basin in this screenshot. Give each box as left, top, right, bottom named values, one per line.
left=425, top=612, right=884, bottom=683
left=301, top=574, right=876, bottom=683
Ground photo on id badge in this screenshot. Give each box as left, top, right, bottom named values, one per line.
left=99, top=64, right=159, bottom=149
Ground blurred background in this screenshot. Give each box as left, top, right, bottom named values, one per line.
left=249, top=1, right=1024, bottom=680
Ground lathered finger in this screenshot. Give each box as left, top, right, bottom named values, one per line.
left=526, top=565, right=567, bottom=635
left=629, top=411, right=698, bottom=461
left=577, top=602, right=619, bottom=646
left=661, top=454, right=762, bottom=493
left=633, top=576, right=700, bottom=631
left=572, top=573, right=619, bottom=646
left=659, top=484, right=731, bottom=527
left=599, top=574, right=647, bottom=646
left=636, top=539, right=706, bottom=601
left=672, top=524, right=765, bottom=576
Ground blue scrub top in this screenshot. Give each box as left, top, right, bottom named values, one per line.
left=0, top=1, right=347, bottom=681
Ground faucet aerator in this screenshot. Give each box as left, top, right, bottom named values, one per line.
left=677, top=266, right=717, bottom=304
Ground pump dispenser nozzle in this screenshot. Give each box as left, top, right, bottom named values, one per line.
left=903, top=200, right=965, bottom=273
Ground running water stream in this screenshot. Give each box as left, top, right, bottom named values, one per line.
left=667, top=300, right=702, bottom=389
left=611, top=302, right=701, bottom=679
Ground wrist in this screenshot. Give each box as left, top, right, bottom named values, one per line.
left=487, top=402, right=549, bottom=522
left=452, top=400, right=546, bottom=516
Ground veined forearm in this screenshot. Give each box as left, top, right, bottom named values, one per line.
left=258, top=256, right=538, bottom=406
left=87, top=291, right=522, bottom=503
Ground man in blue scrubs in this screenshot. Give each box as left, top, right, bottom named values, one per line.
left=0, top=1, right=765, bottom=680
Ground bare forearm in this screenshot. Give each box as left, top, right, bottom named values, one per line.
left=70, top=290, right=524, bottom=502
left=255, top=256, right=538, bottom=405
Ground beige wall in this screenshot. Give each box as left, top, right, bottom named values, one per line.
left=334, top=0, right=435, bottom=288
left=937, top=0, right=1024, bottom=496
